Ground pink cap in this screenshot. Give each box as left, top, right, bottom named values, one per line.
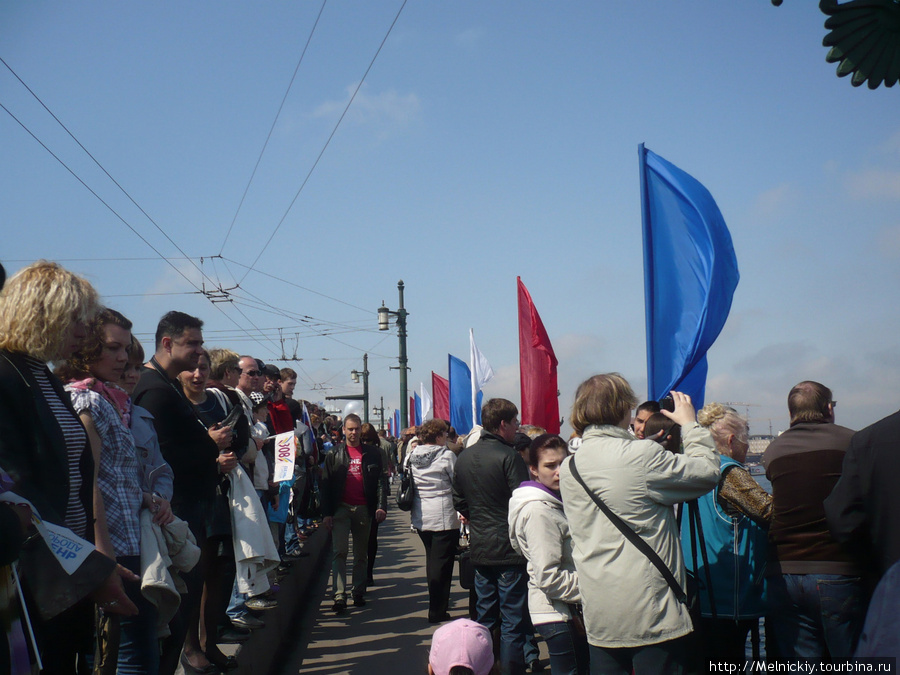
left=429, top=619, right=494, bottom=675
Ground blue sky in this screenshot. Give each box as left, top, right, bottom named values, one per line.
left=3, top=2, right=898, bottom=436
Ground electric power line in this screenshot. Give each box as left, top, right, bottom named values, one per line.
left=237, top=0, right=408, bottom=284
left=0, top=56, right=226, bottom=297
left=0, top=100, right=204, bottom=294
left=218, top=0, right=328, bottom=256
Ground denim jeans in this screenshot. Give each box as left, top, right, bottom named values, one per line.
left=589, top=636, right=689, bottom=675
left=226, top=575, right=247, bottom=621
left=767, top=573, right=865, bottom=659
left=474, top=564, right=529, bottom=675
left=536, top=621, right=590, bottom=675
left=116, top=555, right=161, bottom=675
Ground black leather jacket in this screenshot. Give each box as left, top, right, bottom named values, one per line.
left=321, top=443, right=388, bottom=517
left=452, top=431, right=529, bottom=566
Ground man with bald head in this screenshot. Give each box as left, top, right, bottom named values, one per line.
left=763, top=381, right=865, bottom=659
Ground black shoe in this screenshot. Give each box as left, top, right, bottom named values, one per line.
left=180, top=652, right=220, bottom=675
left=231, top=614, right=265, bottom=629
left=217, top=627, right=250, bottom=644
left=332, top=599, right=347, bottom=614
left=427, top=612, right=452, bottom=624
left=352, top=595, right=366, bottom=607
left=206, top=651, right=238, bottom=671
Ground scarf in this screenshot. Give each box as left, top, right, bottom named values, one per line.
left=68, top=377, right=132, bottom=428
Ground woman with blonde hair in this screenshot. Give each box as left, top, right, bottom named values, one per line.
left=559, top=373, right=719, bottom=674
left=681, top=402, right=772, bottom=665
left=0, top=261, right=135, bottom=673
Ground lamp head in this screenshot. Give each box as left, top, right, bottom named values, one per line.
left=378, top=305, right=390, bottom=331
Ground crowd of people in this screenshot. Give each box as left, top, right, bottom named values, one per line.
left=2, top=260, right=899, bottom=675
left=0, top=261, right=383, bottom=675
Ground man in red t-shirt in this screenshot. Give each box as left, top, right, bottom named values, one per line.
left=321, top=414, right=387, bottom=613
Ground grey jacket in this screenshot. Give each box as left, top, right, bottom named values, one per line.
left=559, top=422, right=719, bottom=647
left=408, top=443, right=458, bottom=532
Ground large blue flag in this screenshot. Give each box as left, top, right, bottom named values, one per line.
left=639, top=144, right=739, bottom=407
left=449, top=354, right=474, bottom=434
left=414, top=392, right=423, bottom=426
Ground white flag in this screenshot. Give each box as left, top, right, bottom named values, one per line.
left=470, top=328, right=494, bottom=390
left=421, top=382, right=433, bottom=421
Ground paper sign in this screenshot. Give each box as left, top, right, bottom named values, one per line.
left=0, top=491, right=96, bottom=575
left=272, top=431, right=296, bottom=483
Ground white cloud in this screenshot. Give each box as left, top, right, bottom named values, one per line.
left=845, top=169, right=900, bottom=200
left=750, top=183, right=798, bottom=223
left=455, top=27, right=484, bottom=50
left=145, top=259, right=205, bottom=296
left=884, top=129, right=900, bottom=157
left=877, top=223, right=900, bottom=258
left=707, top=344, right=900, bottom=437
left=313, top=84, right=420, bottom=129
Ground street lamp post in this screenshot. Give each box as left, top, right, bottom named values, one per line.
left=372, top=396, right=385, bottom=432
left=378, top=280, right=409, bottom=431
left=350, top=353, right=370, bottom=424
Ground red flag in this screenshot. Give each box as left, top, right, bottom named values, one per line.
left=517, top=277, right=560, bottom=434
left=432, top=372, right=450, bottom=421
left=409, top=396, right=416, bottom=428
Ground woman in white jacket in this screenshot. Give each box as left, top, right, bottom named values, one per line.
left=408, top=418, right=459, bottom=623
left=509, top=434, right=587, bottom=675
left=559, top=374, right=719, bottom=675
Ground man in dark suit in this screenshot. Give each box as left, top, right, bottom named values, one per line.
left=825, top=408, right=900, bottom=588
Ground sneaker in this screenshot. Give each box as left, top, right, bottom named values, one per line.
left=352, top=595, right=366, bottom=607
left=231, top=614, right=265, bottom=629
left=245, top=596, right=278, bottom=611
left=332, top=599, right=347, bottom=614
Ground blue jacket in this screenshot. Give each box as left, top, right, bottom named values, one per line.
left=681, top=455, right=768, bottom=619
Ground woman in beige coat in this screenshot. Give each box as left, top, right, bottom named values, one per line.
left=559, top=374, right=719, bottom=675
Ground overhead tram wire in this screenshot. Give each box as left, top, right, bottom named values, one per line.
left=236, top=0, right=409, bottom=286
left=217, top=0, right=328, bottom=257
left=228, top=285, right=379, bottom=333
left=0, top=100, right=204, bottom=294
left=0, top=57, right=227, bottom=297
left=219, top=255, right=371, bottom=313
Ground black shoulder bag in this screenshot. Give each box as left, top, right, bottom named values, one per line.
left=396, top=454, right=415, bottom=512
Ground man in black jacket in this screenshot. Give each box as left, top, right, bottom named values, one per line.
left=321, top=413, right=387, bottom=613
left=453, top=398, right=529, bottom=675
left=826, top=408, right=900, bottom=589
left=132, top=311, right=233, bottom=674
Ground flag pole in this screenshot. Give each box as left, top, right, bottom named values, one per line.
left=638, top=143, right=655, bottom=400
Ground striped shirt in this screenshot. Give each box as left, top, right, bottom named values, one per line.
left=23, top=356, right=88, bottom=537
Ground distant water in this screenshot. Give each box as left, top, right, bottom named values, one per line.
left=754, top=474, right=772, bottom=494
